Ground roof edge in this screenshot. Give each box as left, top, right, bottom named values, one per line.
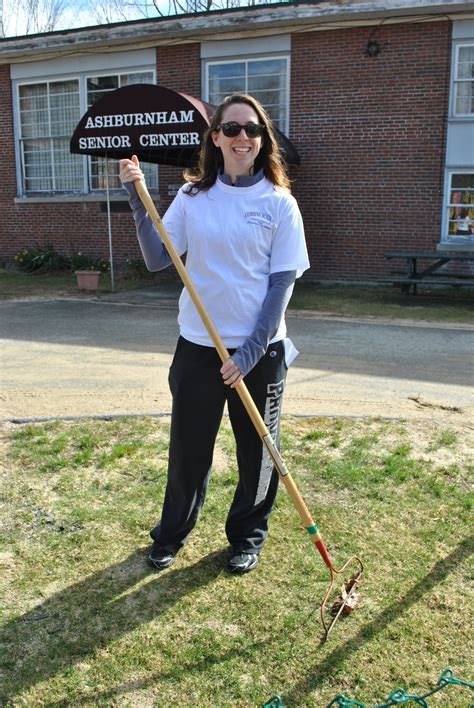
left=0, top=0, right=473, bottom=63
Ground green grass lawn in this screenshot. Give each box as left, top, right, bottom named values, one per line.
left=1, top=270, right=474, bottom=324
left=0, top=270, right=157, bottom=300
left=1, top=416, right=472, bottom=706
left=290, top=282, right=474, bottom=324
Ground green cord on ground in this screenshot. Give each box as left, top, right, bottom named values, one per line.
left=326, top=668, right=473, bottom=707
left=263, top=696, right=286, bottom=707
left=264, top=669, right=473, bottom=708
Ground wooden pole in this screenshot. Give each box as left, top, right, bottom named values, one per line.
left=134, top=179, right=325, bottom=543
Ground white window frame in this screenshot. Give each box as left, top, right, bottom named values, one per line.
left=14, top=65, right=156, bottom=198
left=442, top=169, right=474, bottom=244
left=204, top=54, right=290, bottom=136
left=17, top=76, right=83, bottom=194
left=452, top=43, right=474, bottom=118
left=85, top=70, right=156, bottom=193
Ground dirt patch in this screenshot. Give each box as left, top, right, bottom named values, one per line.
left=1, top=299, right=472, bottom=425
left=285, top=415, right=473, bottom=474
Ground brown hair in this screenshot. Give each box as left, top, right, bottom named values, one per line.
left=183, top=93, right=291, bottom=194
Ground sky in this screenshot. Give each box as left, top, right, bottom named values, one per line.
left=1, top=0, right=169, bottom=38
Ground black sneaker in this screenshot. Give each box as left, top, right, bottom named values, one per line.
left=227, top=552, right=259, bottom=574
left=147, top=543, right=176, bottom=570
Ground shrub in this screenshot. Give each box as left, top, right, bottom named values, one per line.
left=94, top=258, right=110, bottom=274
left=13, top=243, right=67, bottom=273
left=125, top=257, right=151, bottom=277
left=67, top=252, right=110, bottom=273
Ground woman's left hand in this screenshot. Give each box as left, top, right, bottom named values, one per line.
left=221, top=358, right=243, bottom=388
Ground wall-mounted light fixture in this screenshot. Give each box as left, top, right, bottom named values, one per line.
left=365, top=39, right=384, bottom=58
left=364, top=18, right=387, bottom=58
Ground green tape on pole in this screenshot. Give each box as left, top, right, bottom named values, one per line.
left=306, top=524, right=318, bottom=535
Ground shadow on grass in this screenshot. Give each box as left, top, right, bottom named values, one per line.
left=6, top=536, right=470, bottom=706
left=0, top=546, right=230, bottom=703
left=282, top=534, right=474, bottom=706
left=72, top=633, right=270, bottom=706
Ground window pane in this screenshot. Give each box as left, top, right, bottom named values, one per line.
left=50, top=80, right=79, bottom=96
left=142, top=162, right=158, bottom=190
left=448, top=206, right=473, bottom=236
left=248, top=74, right=285, bottom=92
left=209, top=63, right=245, bottom=79
left=19, top=85, right=48, bottom=110
left=451, top=174, right=474, bottom=190
left=120, top=72, right=154, bottom=86
left=90, top=157, right=121, bottom=190
left=50, top=92, right=81, bottom=137
left=457, top=46, right=474, bottom=78
left=248, top=88, right=283, bottom=104
left=52, top=139, right=84, bottom=190
left=20, top=80, right=82, bottom=192
left=455, top=45, right=474, bottom=114
left=448, top=173, right=474, bottom=237
left=20, top=110, right=49, bottom=138
left=455, top=82, right=474, bottom=114
left=247, top=58, right=286, bottom=76
left=208, top=64, right=246, bottom=104
left=87, top=75, right=119, bottom=107
left=87, top=75, right=119, bottom=92
left=207, top=58, right=288, bottom=132
left=209, top=76, right=246, bottom=99
left=87, top=71, right=157, bottom=191
left=19, top=83, right=47, bottom=99
left=23, top=139, right=53, bottom=191
left=19, top=84, right=49, bottom=138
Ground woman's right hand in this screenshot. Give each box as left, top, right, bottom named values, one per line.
left=119, top=154, right=144, bottom=185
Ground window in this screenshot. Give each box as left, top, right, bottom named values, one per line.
left=86, top=71, right=156, bottom=192
left=19, top=80, right=83, bottom=192
left=447, top=173, right=474, bottom=239
left=86, top=71, right=153, bottom=108
left=454, top=44, right=474, bottom=116
left=17, top=70, right=156, bottom=195
left=206, top=57, right=289, bottom=133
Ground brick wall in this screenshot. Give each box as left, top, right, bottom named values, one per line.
left=0, top=44, right=201, bottom=271
left=1, top=64, right=18, bottom=260
left=156, top=43, right=201, bottom=213
left=0, top=60, right=141, bottom=267
left=0, top=25, right=452, bottom=281
left=290, top=21, right=451, bottom=280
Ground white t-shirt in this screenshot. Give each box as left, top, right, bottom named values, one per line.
left=163, top=177, right=310, bottom=348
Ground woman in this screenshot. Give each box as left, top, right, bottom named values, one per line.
left=119, top=93, right=309, bottom=574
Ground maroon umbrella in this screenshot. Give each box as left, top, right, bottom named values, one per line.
left=70, top=83, right=300, bottom=167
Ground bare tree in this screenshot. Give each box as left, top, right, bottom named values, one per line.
left=27, top=0, right=69, bottom=32
left=91, top=0, right=282, bottom=22
left=92, top=0, right=146, bottom=24
left=1, top=0, right=286, bottom=35
left=3, top=0, right=72, bottom=35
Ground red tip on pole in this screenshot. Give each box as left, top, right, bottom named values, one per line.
left=315, top=538, right=332, bottom=568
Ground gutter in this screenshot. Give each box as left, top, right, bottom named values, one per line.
left=0, top=0, right=473, bottom=63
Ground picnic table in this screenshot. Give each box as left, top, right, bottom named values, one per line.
left=380, top=250, right=474, bottom=294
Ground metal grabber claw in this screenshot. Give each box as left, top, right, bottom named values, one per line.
left=261, top=435, right=364, bottom=641
left=134, top=177, right=364, bottom=640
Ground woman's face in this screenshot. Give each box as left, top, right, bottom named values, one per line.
left=212, top=102, right=263, bottom=179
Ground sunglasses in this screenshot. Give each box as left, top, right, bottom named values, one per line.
left=216, top=121, right=266, bottom=138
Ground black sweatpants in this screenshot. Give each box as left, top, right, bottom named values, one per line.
left=150, top=336, right=288, bottom=555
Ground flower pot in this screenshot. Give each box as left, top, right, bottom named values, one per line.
left=75, top=270, right=101, bottom=291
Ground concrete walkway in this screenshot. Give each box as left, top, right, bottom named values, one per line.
left=1, top=289, right=473, bottom=423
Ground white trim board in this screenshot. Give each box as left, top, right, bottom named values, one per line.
left=11, top=48, right=155, bottom=80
